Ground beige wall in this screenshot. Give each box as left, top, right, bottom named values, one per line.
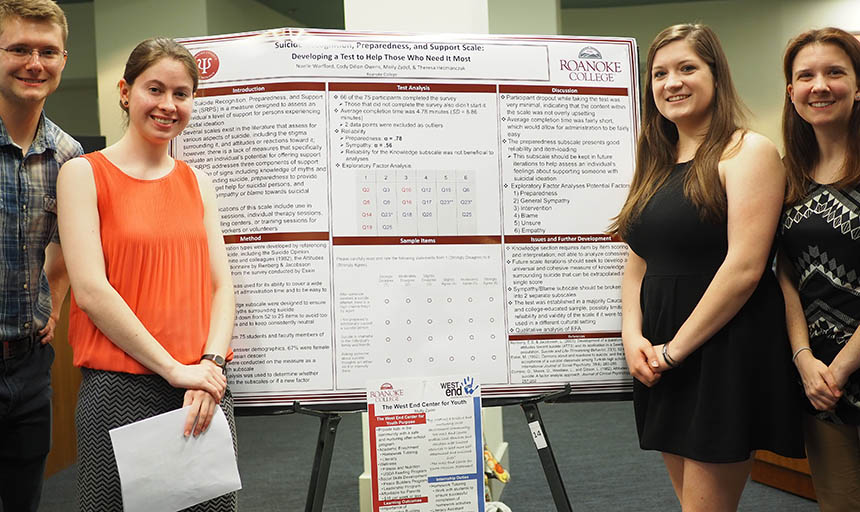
left=781, top=0, right=860, bottom=35
left=561, top=0, right=860, bottom=149
left=44, top=0, right=860, bottom=144
left=44, top=1, right=99, bottom=136
left=489, top=0, right=560, bottom=35
left=93, top=0, right=208, bottom=145
left=46, top=82, right=99, bottom=136
left=59, top=1, right=97, bottom=81
left=344, top=0, right=489, bottom=32
left=206, top=0, right=301, bottom=38
left=45, top=0, right=300, bottom=143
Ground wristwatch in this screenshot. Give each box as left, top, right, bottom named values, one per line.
left=200, top=353, right=226, bottom=369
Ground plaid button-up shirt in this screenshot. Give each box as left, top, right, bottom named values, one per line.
left=0, top=113, right=82, bottom=341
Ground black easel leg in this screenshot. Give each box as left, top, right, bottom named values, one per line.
left=521, top=402, right=573, bottom=512
left=305, top=413, right=342, bottom=512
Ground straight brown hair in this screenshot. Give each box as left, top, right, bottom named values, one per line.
left=782, top=27, right=860, bottom=204
left=609, top=24, right=746, bottom=237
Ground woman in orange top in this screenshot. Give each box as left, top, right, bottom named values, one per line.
left=57, top=38, right=235, bottom=511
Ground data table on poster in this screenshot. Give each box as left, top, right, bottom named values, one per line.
left=174, top=28, right=640, bottom=406
left=329, top=82, right=500, bottom=239
left=354, top=169, right=477, bottom=236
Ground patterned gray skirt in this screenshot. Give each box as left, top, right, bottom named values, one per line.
left=76, top=368, right=238, bottom=511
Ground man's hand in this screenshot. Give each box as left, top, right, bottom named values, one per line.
left=38, top=314, right=59, bottom=344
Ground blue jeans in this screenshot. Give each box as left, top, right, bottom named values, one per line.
left=0, top=341, right=54, bottom=512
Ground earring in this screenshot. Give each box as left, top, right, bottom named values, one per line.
left=123, top=100, right=128, bottom=106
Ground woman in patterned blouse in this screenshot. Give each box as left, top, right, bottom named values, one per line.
left=777, top=27, right=860, bottom=511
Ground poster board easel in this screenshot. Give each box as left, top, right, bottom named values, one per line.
left=248, top=387, right=632, bottom=512
left=181, top=26, right=640, bottom=511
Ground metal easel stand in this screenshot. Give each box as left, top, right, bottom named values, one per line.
left=293, top=401, right=343, bottom=512
left=522, top=385, right=573, bottom=511
left=489, top=384, right=573, bottom=512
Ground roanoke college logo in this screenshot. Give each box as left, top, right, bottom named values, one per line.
left=578, top=46, right=602, bottom=59
left=367, top=383, right=405, bottom=403
left=194, top=50, right=220, bottom=80
left=559, top=45, right=621, bottom=82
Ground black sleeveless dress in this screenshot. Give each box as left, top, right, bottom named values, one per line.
left=624, top=161, right=804, bottom=462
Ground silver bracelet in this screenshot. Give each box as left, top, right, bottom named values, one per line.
left=662, top=343, right=680, bottom=368
left=791, top=346, right=812, bottom=363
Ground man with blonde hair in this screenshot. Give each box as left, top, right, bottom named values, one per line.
left=0, top=1, right=81, bottom=510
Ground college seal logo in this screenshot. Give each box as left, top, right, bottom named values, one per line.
left=578, top=46, right=602, bottom=59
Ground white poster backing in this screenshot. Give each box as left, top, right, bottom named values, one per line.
left=173, top=28, right=640, bottom=406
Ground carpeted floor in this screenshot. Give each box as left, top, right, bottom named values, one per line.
left=37, top=400, right=818, bottom=511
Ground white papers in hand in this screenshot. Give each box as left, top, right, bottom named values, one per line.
left=109, top=405, right=241, bottom=512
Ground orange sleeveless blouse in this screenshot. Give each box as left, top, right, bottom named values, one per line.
left=69, top=151, right=224, bottom=373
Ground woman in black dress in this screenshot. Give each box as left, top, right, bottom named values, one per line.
left=778, top=27, right=860, bottom=511
left=609, top=24, right=803, bottom=510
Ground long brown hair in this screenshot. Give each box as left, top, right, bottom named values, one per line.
left=783, top=27, right=860, bottom=204
left=609, top=24, right=746, bottom=237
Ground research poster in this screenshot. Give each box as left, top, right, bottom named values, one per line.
left=367, top=375, right=484, bottom=512
left=174, top=28, right=639, bottom=406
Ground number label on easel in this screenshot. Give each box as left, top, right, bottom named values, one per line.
left=528, top=421, right=548, bottom=449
